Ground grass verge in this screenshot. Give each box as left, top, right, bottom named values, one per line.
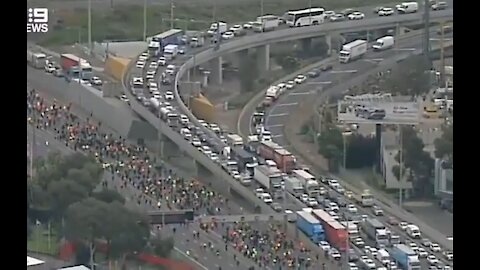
left=27, top=226, right=60, bottom=255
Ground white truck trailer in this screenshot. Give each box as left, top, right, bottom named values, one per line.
left=252, top=15, right=280, bottom=32
left=339, top=40, right=367, bottom=63
left=253, top=165, right=283, bottom=190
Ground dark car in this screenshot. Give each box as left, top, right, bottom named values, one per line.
left=437, top=25, right=453, bottom=35
left=373, top=6, right=384, bottom=13
left=337, top=199, right=347, bottom=208
left=308, top=69, right=321, bottom=78
left=340, top=8, right=355, bottom=15
left=348, top=250, right=359, bottom=262
left=162, top=77, right=172, bottom=85
left=320, top=63, right=333, bottom=71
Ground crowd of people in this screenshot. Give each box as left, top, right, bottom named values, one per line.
left=27, top=88, right=337, bottom=269
left=27, top=88, right=229, bottom=216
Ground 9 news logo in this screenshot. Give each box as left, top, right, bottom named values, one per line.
left=27, top=8, right=49, bottom=33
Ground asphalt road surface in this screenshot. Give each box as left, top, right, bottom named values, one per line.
left=263, top=30, right=452, bottom=146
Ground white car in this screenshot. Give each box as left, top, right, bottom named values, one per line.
left=261, top=193, right=273, bottom=204
left=427, top=255, right=439, bottom=265
left=327, top=179, right=340, bottom=189
left=243, top=22, right=254, bottom=29
left=138, top=52, right=149, bottom=61
left=319, top=241, right=330, bottom=251
left=231, top=170, right=241, bottom=180
left=329, top=248, right=341, bottom=260
left=307, top=198, right=319, bottom=207
left=347, top=204, right=358, bottom=213
left=300, top=194, right=309, bottom=203
left=285, top=81, right=295, bottom=89
left=409, top=243, right=419, bottom=252
left=191, top=139, right=201, bottom=147
left=120, top=94, right=129, bottom=103
left=348, top=262, right=358, bottom=270
left=329, top=202, right=339, bottom=212
left=165, top=91, right=174, bottom=100
left=378, top=7, right=394, bottom=16
left=353, top=237, right=365, bottom=247
left=335, top=185, right=345, bottom=194
left=222, top=31, right=235, bottom=40
left=90, top=76, right=102, bottom=86
left=136, top=61, right=146, bottom=69
left=255, top=188, right=265, bottom=198
left=149, top=61, right=158, bottom=69
left=430, top=243, right=441, bottom=253
left=417, top=247, right=429, bottom=258
left=158, top=57, right=167, bottom=66
left=294, top=75, right=307, bottom=84
left=210, top=152, right=219, bottom=162
left=146, top=70, right=155, bottom=80
left=166, top=64, right=176, bottom=75
left=361, top=256, right=375, bottom=268
left=348, top=12, right=365, bottom=20
left=229, top=24, right=243, bottom=35
left=324, top=10, right=335, bottom=18
left=399, top=222, right=409, bottom=230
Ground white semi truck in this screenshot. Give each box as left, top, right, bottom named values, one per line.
left=27, top=50, right=47, bottom=69
left=253, top=165, right=283, bottom=190
left=339, top=40, right=367, bottom=63
left=284, top=176, right=305, bottom=198
left=252, top=15, right=280, bottom=32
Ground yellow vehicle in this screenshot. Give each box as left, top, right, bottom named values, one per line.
left=423, top=105, right=441, bottom=118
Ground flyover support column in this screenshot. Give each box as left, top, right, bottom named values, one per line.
left=257, top=44, right=270, bottom=73
left=209, top=57, right=223, bottom=85
left=301, top=38, right=312, bottom=52
left=325, top=34, right=332, bottom=56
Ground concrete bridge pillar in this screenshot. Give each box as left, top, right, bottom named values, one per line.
left=325, top=34, right=332, bottom=56
left=209, top=56, right=223, bottom=85
left=159, top=134, right=179, bottom=160
left=256, top=44, right=270, bottom=73
left=301, top=38, right=312, bottom=52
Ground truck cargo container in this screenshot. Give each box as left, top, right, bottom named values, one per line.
left=341, top=221, right=359, bottom=237
left=149, top=29, right=184, bottom=48
left=292, top=169, right=320, bottom=196
left=27, top=50, right=47, bottom=69
left=258, top=141, right=295, bottom=172
left=226, top=134, right=244, bottom=147
left=362, top=218, right=389, bottom=247
left=253, top=165, right=282, bottom=190
left=252, top=15, right=280, bottom=32
left=60, top=53, right=85, bottom=71
left=390, top=244, right=421, bottom=270
left=284, top=176, right=304, bottom=198
left=339, top=40, right=367, bottom=63
left=353, top=189, right=374, bottom=207
left=265, top=86, right=281, bottom=100
left=312, top=209, right=348, bottom=251
left=296, top=211, right=325, bottom=244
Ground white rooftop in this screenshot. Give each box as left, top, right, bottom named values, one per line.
left=59, top=266, right=90, bottom=270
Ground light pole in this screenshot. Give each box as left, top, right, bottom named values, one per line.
left=87, top=0, right=92, bottom=54
left=170, top=0, right=175, bottom=29
left=143, top=0, right=147, bottom=41
left=260, top=0, right=264, bottom=15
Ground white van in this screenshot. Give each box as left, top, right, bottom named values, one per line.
left=396, top=2, right=419, bottom=13
left=372, top=36, right=395, bottom=50
left=406, top=224, right=422, bottom=239
left=376, top=249, right=391, bottom=266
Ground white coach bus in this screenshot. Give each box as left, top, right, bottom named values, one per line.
left=285, top=7, right=326, bottom=27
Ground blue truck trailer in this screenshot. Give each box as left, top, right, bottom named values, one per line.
left=390, top=244, right=421, bottom=270
left=296, top=211, right=325, bottom=244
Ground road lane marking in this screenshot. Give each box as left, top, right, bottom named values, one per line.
left=174, top=247, right=209, bottom=270
left=267, top=124, right=284, bottom=128
left=276, top=102, right=298, bottom=106
left=330, top=70, right=357, bottom=74
left=394, top=48, right=416, bottom=51
left=288, top=92, right=311, bottom=96
left=268, top=113, right=288, bottom=117
left=307, top=81, right=332, bottom=85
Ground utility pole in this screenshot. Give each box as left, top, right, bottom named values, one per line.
left=87, top=0, right=92, bottom=54
left=143, top=0, right=147, bottom=41
left=170, top=0, right=174, bottom=29
left=260, top=0, right=264, bottom=15
left=439, top=21, right=446, bottom=86
left=423, top=0, right=431, bottom=58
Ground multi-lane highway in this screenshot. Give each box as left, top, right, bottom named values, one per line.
left=257, top=30, right=452, bottom=147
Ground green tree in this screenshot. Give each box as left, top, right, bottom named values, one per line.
left=239, top=53, right=258, bottom=92
left=317, top=125, right=344, bottom=169
left=392, top=126, right=435, bottom=197
left=382, top=55, right=431, bottom=96
left=92, top=190, right=126, bottom=204
left=48, top=179, right=89, bottom=217
left=434, top=124, right=453, bottom=162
